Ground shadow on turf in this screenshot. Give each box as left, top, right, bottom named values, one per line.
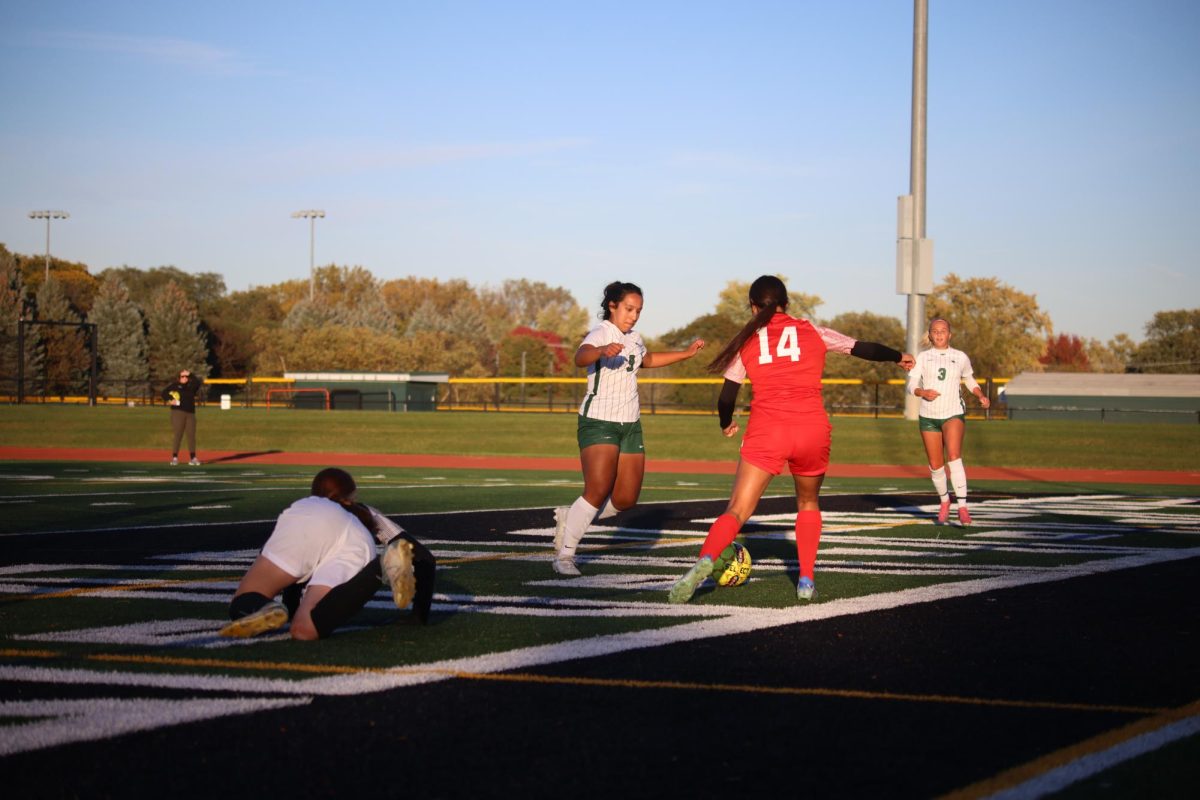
left=203, top=450, right=284, bottom=464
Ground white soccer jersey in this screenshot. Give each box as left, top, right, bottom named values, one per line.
left=261, top=496, right=377, bottom=588
left=577, top=320, right=648, bottom=423
left=906, top=346, right=981, bottom=419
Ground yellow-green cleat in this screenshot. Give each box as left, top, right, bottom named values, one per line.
left=796, top=576, right=816, bottom=601
left=668, top=556, right=713, bottom=604
left=219, top=601, right=288, bottom=638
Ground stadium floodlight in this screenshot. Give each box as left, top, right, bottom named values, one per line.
left=291, top=209, right=326, bottom=300
left=28, top=210, right=70, bottom=281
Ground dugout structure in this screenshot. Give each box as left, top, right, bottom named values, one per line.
left=283, top=372, right=449, bottom=412
left=1003, top=373, right=1200, bottom=423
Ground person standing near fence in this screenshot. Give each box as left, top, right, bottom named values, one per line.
left=905, top=318, right=990, bottom=525
left=667, top=275, right=914, bottom=604
left=161, top=368, right=204, bottom=465
left=550, top=281, right=706, bottom=576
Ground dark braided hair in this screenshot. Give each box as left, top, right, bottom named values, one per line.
left=707, top=275, right=790, bottom=374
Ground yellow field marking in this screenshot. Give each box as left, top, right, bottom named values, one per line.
left=0, top=647, right=1168, bottom=717
left=937, top=698, right=1200, bottom=800
left=0, top=648, right=61, bottom=659
left=7, top=575, right=234, bottom=601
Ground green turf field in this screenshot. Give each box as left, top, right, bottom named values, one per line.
left=2, top=405, right=1198, bottom=471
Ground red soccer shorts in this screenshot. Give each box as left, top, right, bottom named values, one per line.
left=739, top=417, right=831, bottom=477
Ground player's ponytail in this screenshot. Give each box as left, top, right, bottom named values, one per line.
left=600, top=282, right=643, bottom=320
left=708, top=275, right=789, bottom=374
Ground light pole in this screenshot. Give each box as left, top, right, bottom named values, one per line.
left=291, top=210, right=326, bottom=300
left=897, top=0, right=931, bottom=420
left=28, top=210, right=70, bottom=282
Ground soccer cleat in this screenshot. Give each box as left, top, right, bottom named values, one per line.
left=188, top=458, right=201, bottom=466
left=551, top=557, right=581, bottom=577
left=668, top=556, right=713, bottom=604
left=169, top=456, right=178, bottom=466
left=219, top=601, right=288, bottom=638
left=796, top=576, right=816, bottom=601
left=552, top=506, right=569, bottom=554
left=957, top=506, right=973, bottom=526
left=936, top=499, right=950, bottom=525
left=382, top=538, right=417, bottom=608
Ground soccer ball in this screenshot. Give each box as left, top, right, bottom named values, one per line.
left=714, top=542, right=752, bottom=587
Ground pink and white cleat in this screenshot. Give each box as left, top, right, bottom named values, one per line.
left=957, top=506, right=973, bottom=526
left=937, top=500, right=951, bottom=525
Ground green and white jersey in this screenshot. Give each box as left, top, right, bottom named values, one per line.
left=906, top=346, right=981, bottom=420
left=578, top=320, right=648, bottom=423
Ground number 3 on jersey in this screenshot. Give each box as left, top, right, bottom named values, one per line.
left=756, top=326, right=801, bottom=364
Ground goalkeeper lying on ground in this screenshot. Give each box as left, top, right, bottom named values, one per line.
left=219, top=467, right=436, bottom=639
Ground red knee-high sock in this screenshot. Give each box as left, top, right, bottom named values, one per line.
left=699, top=514, right=742, bottom=561
left=795, top=510, right=822, bottom=580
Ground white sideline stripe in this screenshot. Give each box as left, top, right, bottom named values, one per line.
left=0, top=697, right=311, bottom=756
left=8, top=546, right=1190, bottom=698
left=287, top=546, right=1200, bottom=696
left=983, top=714, right=1200, bottom=800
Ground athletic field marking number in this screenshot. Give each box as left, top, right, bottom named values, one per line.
left=756, top=325, right=801, bottom=364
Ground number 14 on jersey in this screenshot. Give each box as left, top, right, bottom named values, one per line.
left=757, top=326, right=802, bottom=364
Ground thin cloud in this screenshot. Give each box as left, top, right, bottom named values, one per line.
left=27, top=31, right=277, bottom=76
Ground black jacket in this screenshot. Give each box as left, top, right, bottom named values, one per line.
left=161, top=376, right=204, bottom=413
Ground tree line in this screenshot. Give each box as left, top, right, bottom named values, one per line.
left=1, top=242, right=1196, bottom=401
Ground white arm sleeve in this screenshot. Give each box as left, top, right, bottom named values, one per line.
left=814, top=325, right=857, bottom=355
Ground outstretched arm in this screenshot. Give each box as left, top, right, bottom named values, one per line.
left=643, top=339, right=706, bottom=369
left=850, top=340, right=914, bottom=369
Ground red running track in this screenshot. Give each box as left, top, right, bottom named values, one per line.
left=1, top=446, right=1197, bottom=485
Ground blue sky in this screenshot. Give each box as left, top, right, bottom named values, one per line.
left=1, top=1, right=1197, bottom=342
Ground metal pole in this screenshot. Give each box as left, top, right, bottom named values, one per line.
left=904, top=0, right=929, bottom=421
left=44, top=217, right=52, bottom=281
left=17, top=321, right=25, bottom=404
left=309, top=216, right=316, bottom=301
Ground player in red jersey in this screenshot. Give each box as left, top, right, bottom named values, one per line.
left=668, top=275, right=914, bottom=603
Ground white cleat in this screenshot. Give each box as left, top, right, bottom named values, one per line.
left=551, top=558, right=581, bottom=577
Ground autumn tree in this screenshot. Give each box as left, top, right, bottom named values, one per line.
left=653, top=313, right=743, bottom=409
left=925, top=274, right=1051, bottom=378
left=0, top=246, right=44, bottom=390
left=14, top=252, right=98, bottom=313
left=381, top=277, right=478, bottom=332
left=483, top=279, right=589, bottom=344
left=1086, top=334, right=1138, bottom=373
left=1131, top=309, right=1199, bottom=373
left=1039, top=333, right=1091, bottom=372
left=283, top=265, right=397, bottom=333
left=98, top=266, right=226, bottom=318
left=206, top=286, right=288, bottom=376
left=88, top=275, right=149, bottom=395
left=715, top=277, right=822, bottom=323
left=146, top=281, right=210, bottom=383
left=35, top=276, right=91, bottom=395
